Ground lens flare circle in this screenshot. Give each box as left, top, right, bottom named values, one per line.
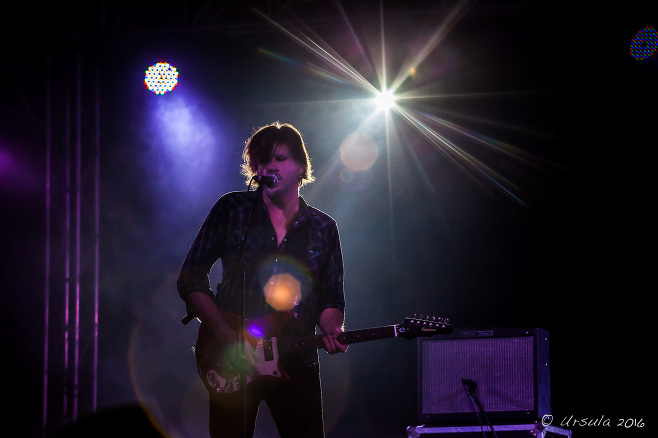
left=145, top=61, right=179, bottom=94
left=339, top=133, right=378, bottom=172
left=258, top=255, right=310, bottom=312
left=264, top=273, right=301, bottom=311
left=340, top=168, right=354, bottom=182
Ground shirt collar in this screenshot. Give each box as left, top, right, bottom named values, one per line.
left=255, top=190, right=310, bottom=230
left=293, top=196, right=311, bottom=230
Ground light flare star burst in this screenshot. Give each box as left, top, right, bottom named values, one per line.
left=375, top=89, right=397, bottom=112
left=253, top=1, right=557, bottom=207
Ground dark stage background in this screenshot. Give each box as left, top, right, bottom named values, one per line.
left=2, top=1, right=654, bottom=437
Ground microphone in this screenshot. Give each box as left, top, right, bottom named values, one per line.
left=254, top=174, right=278, bottom=188
left=461, top=378, right=477, bottom=395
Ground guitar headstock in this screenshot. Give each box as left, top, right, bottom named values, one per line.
left=396, top=315, right=453, bottom=340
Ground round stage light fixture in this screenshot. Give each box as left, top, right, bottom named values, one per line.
left=629, top=26, right=658, bottom=62
left=144, top=62, right=179, bottom=94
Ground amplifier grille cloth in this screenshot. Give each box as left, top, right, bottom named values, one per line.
left=421, top=336, right=535, bottom=415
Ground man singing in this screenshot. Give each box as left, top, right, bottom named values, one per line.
left=177, top=122, right=347, bottom=438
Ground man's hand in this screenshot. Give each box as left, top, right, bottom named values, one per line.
left=187, top=291, right=259, bottom=374
left=319, top=308, right=347, bottom=354
left=321, top=327, right=348, bottom=354
left=225, top=333, right=259, bottom=378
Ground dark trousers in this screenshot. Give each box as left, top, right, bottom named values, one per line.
left=208, top=364, right=324, bottom=438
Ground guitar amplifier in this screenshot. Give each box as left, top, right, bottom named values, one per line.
left=418, top=327, right=550, bottom=425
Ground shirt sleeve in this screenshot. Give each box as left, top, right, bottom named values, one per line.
left=321, top=221, right=346, bottom=315
left=176, top=197, right=227, bottom=302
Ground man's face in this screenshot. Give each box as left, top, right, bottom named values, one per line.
left=257, top=143, right=304, bottom=197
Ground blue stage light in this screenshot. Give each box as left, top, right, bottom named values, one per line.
left=144, top=62, right=179, bottom=94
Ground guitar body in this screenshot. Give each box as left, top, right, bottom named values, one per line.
left=195, top=311, right=293, bottom=394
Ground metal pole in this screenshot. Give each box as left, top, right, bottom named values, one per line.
left=64, top=83, right=72, bottom=424
left=42, top=49, right=52, bottom=438
left=73, top=42, right=82, bottom=423
left=93, top=48, right=100, bottom=413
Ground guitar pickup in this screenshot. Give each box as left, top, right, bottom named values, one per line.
left=262, top=338, right=274, bottom=362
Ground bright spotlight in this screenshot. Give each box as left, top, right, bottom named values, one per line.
left=374, top=89, right=396, bottom=111
left=144, top=61, right=179, bottom=94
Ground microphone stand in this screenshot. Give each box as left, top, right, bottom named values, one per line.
left=231, top=179, right=261, bottom=437
left=182, top=178, right=262, bottom=437
left=462, top=379, right=499, bottom=438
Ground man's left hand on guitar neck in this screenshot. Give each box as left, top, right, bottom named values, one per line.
left=318, top=307, right=348, bottom=354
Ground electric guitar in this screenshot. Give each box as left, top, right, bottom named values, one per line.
left=195, top=311, right=452, bottom=394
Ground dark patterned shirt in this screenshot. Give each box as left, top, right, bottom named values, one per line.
left=177, top=190, right=345, bottom=365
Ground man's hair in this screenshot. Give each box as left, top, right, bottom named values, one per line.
left=241, top=122, right=315, bottom=187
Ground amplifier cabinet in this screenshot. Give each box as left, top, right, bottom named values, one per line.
left=418, top=327, right=550, bottom=425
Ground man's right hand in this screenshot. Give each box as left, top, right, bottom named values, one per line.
left=186, top=291, right=258, bottom=376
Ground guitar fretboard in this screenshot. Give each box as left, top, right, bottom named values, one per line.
left=279, top=325, right=398, bottom=354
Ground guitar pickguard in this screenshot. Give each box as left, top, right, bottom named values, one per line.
left=200, top=337, right=284, bottom=394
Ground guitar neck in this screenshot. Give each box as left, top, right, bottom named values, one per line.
left=279, top=325, right=398, bottom=354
